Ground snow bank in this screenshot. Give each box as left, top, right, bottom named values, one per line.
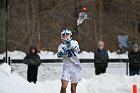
left=39, top=51, right=58, bottom=59
left=0, top=50, right=128, bottom=59
left=78, top=51, right=94, bottom=59
left=108, top=51, right=128, bottom=59
left=0, top=51, right=26, bottom=59
left=0, top=63, right=44, bottom=93
left=0, top=63, right=140, bottom=93
left=78, top=74, right=140, bottom=93
left=36, top=74, right=140, bottom=93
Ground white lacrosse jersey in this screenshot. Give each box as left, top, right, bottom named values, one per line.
left=58, top=40, right=81, bottom=67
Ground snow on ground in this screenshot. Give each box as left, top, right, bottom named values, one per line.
left=0, top=50, right=134, bottom=93
left=11, top=63, right=127, bottom=81
left=0, top=63, right=43, bottom=93
left=0, top=50, right=128, bottom=59
left=0, top=51, right=26, bottom=59
left=0, top=63, right=140, bottom=93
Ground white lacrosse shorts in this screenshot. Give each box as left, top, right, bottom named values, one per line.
left=61, top=65, right=82, bottom=83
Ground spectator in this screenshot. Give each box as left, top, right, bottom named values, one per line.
left=24, top=46, right=41, bottom=83
left=128, top=43, right=140, bottom=76
left=117, top=32, right=129, bottom=54
left=94, top=41, right=109, bottom=75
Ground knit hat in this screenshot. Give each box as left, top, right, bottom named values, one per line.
left=132, top=43, right=138, bottom=49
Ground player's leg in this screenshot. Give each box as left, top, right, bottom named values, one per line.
left=60, top=66, right=70, bottom=93
left=60, top=80, right=68, bottom=93
left=71, top=83, right=78, bottom=93
left=70, top=69, right=81, bottom=93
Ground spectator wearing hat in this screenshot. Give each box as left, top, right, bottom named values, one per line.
left=128, top=43, right=140, bottom=76
left=24, top=46, right=41, bottom=83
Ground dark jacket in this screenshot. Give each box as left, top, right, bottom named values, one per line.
left=128, top=51, right=140, bottom=69
left=94, top=49, right=109, bottom=68
left=24, top=47, right=41, bottom=66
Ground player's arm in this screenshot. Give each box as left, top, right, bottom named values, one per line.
left=57, top=45, right=63, bottom=58
left=66, top=40, right=80, bottom=52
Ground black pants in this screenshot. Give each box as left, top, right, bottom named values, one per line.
left=27, top=65, right=38, bottom=83
left=95, top=68, right=106, bottom=75
left=129, top=68, right=140, bottom=76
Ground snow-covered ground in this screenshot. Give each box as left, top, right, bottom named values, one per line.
left=0, top=50, right=128, bottom=59
left=1, top=50, right=139, bottom=93
left=11, top=63, right=127, bottom=81
left=0, top=63, right=140, bottom=93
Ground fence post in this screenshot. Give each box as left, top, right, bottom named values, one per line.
left=8, top=57, right=10, bottom=65
left=126, top=62, right=129, bottom=75
left=3, top=57, right=5, bottom=63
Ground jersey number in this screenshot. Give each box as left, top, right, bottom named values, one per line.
left=66, top=49, right=76, bottom=57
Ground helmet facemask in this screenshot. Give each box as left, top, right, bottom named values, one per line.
left=61, top=29, right=72, bottom=41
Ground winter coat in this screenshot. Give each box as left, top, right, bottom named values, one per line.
left=128, top=51, right=140, bottom=69
left=94, top=49, right=109, bottom=68
left=24, top=53, right=41, bottom=66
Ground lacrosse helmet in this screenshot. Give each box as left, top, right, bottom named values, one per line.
left=61, top=29, right=72, bottom=41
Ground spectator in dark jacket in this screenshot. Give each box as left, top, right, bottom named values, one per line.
left=24, top=46, right=41, bottom=83
left=128, top=43, right=140, bottom=76
left=94, top=41, right=109, bottom=75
